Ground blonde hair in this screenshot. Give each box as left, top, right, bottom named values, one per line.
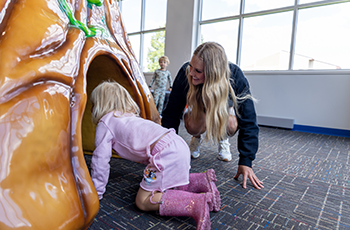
left=90, top=81, right=140, bottom=124
left=186, top=42, right=237, bottom=143
left=159, top=56, right=170, bottom=65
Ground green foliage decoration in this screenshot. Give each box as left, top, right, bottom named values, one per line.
left=58, top=0, right=105, bottom=37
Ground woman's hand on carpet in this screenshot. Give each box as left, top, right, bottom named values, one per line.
left=234, top=165, right=264, bottom=190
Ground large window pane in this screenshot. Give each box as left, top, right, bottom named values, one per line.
left=298, top=0, right=319, bottom=4
left=293, top=3, right=350, bottom=70
left=240, top=12, right=293, bottom=70
left=121, top=0, right=142, bottom=33
left=244, top=0, right=294, bottom=13
left=144, top=0, right=167, bottom=30
left=200, top=20, right=239, bottom=64
left=201, top=0, right=240, bottom=21
left=128, top=34, right=140, bottom=62
left=143, top=31, right=165, bottom=72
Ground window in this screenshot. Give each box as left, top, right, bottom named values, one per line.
left=240, top=12, right=294, bottom=70
left=119, top=0, right=167, bottom=72
left=201, top=0, right=240, bottom=21
left=199, top=0, right=350, bottom=70
left=244, top=0, right=294, bottom=13
left=293, top=3, right=350, bottom=70
left=128, top=34, right=140, bottom=61
left=201, top=20, right=240, bottom=64
left=119, top=0, right=142, bottom=33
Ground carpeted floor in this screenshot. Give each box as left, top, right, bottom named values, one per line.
left=85, top=121, right=350, bottom=230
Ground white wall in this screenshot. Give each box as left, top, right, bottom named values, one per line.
left=164, top=0, right=198, bottom=77
left=246, top=71, right=350, bottom=130
left=145, top=0, right=350, bottom=131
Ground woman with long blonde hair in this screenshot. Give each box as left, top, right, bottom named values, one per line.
left=162, top=42, right=264, bottom=190
left=185, top=41, right=238, bottom=144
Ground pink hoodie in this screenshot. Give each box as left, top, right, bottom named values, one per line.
left=91, top=111, right=189, bottom=199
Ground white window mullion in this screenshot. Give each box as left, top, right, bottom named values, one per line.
left=139, top=0, right=146, bottom=70
left=289, top=0, right=299, bottom=70
left=195, top=0, right=203, bottom=48
left=236, top=0, right=245, bottom=66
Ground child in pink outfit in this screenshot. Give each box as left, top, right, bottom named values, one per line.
left=90, top=81, right=222, bottom=230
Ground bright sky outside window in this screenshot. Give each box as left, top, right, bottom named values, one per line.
left=128, top=34, right=140, bottom=62
left=293, top=2, right=350, bottom=70
left=144, top=0, right=167, bottom=30
left=298, top=0, right=319, bottom=4
left=240, top=12, right=294, bottom=70
left=121, top=0, right=142, bottom=33
left=244, top=0, right=294, bottom=13
left=200, top=20, right=239, bottom=64
left=201, top=0, right=240, bottom=21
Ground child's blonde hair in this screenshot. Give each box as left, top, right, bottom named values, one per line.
left=159, top=56, right=170, bottom=65
left=90, top=81, right=140, bottom=124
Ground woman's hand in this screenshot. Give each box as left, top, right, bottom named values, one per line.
left=234, top=165, right=264, bottom=189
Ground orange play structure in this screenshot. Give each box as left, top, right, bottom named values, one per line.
left=0, top=0, right=160, bottom=229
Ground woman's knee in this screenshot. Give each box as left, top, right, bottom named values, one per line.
left=227, top=114, right=238, bottom=137
left=184, top=111, right=206, bottom=136
left=185, top=122, right=203, bottom=136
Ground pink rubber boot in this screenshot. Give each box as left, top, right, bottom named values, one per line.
left=176, top=169, right=221, bottom=212
left=159, top=190, right=212, bottom=230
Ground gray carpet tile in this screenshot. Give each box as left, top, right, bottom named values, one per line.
left=86, top=122, right=350, bottom=230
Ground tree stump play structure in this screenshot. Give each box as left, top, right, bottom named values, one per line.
left=0, top=0, right=160, bottom=229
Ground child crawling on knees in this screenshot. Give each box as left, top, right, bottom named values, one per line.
left=90, top=81, right=221, bottom=230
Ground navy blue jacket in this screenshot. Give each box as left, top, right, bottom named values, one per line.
left=161, top=62, right=259, bottom=167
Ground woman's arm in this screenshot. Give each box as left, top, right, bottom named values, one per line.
left=161, top=62, right=189, bottom=133
left=229, top=63, right=259, bottom=168
left=229, top=63, right=263, bottom=189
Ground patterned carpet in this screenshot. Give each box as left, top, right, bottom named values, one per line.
left=85, top=121, right=350, bottom=230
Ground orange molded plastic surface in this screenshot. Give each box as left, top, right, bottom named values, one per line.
left=0, top=0, right=160, bottom=229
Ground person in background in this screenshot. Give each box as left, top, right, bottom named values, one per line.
left=161, top=42, right=264, bottom=190
left=90, top=80, right=221, bottom=230
left=149, top=56, right=172, bottom=115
